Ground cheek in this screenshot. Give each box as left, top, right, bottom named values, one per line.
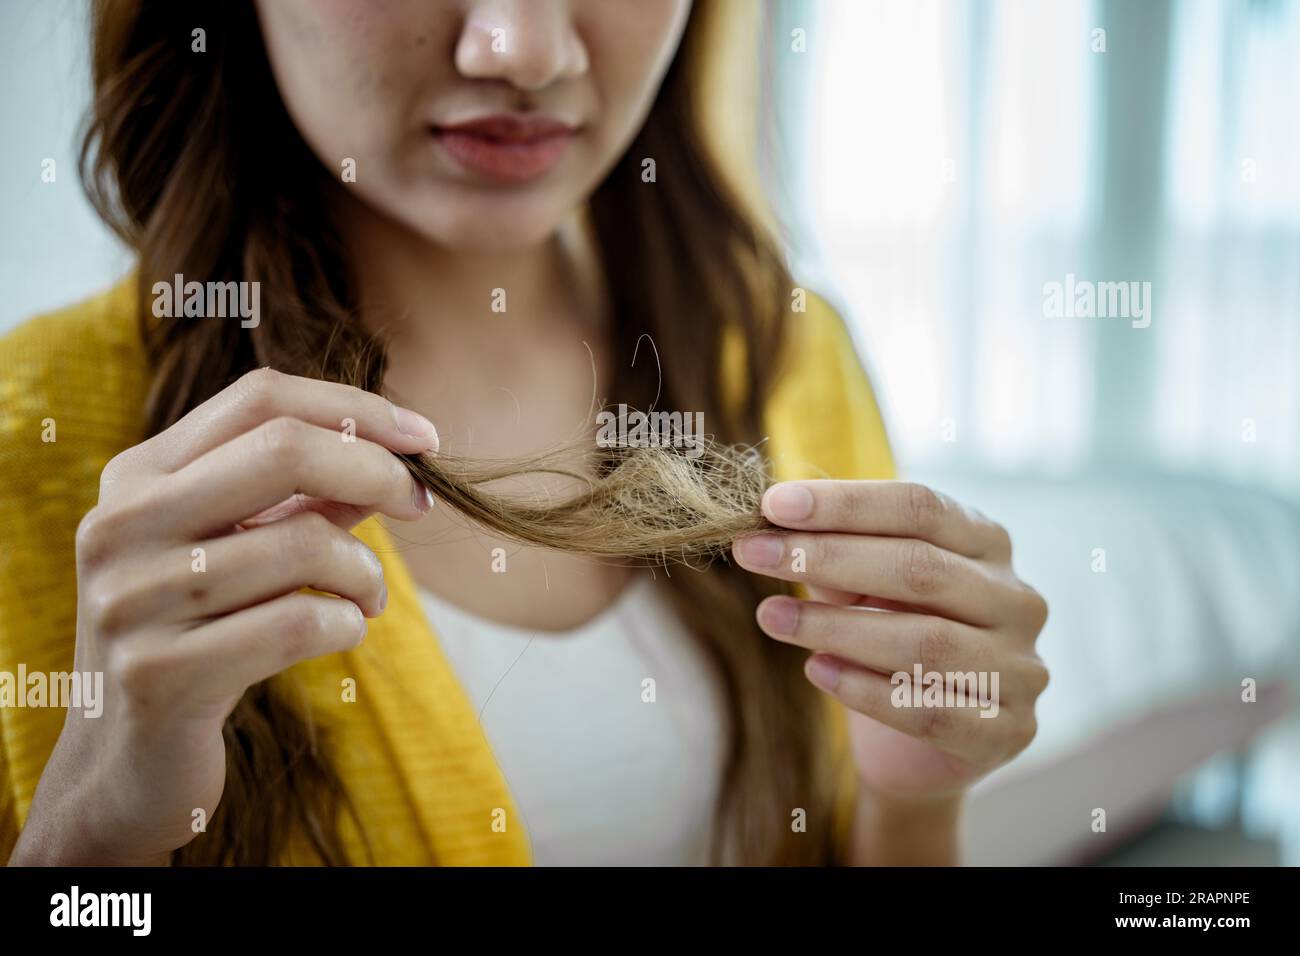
left=257, top=0, right=445, bottom=169
left=584, top=0, right=692, bottom=140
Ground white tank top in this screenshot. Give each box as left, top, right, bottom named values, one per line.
left=417, top=576, right=730, bottom=866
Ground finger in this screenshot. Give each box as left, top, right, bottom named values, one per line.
left=803, top=584, right=921, bottom=614
left=93, top=512, right=388, bottom=634
left=175, top=593, right=368, bottom=704
left=139, top=368, right=439, bottom=472
left=238, top=495, right=375, bottom=532
left=201, top=511, right=387, bottom=617
left=803, top=584, right=860, bottom=605
left=803, top=654, right=1005, bottom=758
left=156, top=418, right=435, bottom=540
left=756, top=597, right=998, bottom=677
left=855, top=595, right=922, bottom=613
left=808, top=584, right=925, bottom=614
left=733, top=532, right=1014, bottom=627
left=761, top=480, right=1011, bottom=560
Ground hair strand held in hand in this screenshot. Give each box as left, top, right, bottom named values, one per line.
left=395, top=435, right=774, bottom=568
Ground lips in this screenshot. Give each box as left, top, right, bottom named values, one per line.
left=432, top=115, right=577, bottom=185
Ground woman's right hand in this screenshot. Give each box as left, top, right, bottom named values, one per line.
left=8, top=368, right=440, bottom=865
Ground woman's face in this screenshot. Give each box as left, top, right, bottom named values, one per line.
left=255, top=0, right=693, bottom=251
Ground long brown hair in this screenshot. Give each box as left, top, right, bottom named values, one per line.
left=82, top=0, right=839, bottom=866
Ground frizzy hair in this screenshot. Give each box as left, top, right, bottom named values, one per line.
left=82, top=0, right=842, bottom=865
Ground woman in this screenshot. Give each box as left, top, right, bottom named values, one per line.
left=1, top=0, right=1048, bottom=866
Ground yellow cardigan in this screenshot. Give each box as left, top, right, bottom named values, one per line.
left=0, top=279, right=895, bottom=864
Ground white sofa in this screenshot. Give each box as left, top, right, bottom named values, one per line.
left=908, top=469, right=1300, bottom=865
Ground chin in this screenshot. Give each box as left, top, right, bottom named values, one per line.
left=418, top=199, right=573, bottom=254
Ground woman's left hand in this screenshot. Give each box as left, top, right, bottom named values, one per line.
left=732, top=480, right=1050, bottom=802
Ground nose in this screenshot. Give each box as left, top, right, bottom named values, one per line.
left=455, top=0, right=589, bottom=92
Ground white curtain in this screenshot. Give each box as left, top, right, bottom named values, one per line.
left=777, top=0, right=1300, bottom=499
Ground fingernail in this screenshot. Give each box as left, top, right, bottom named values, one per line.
left=413, top=482, right=435, bottom=514
left=759, top=597, right=799, bottom=636
left=805, top=654, right=841, bottom=691
left=378, top=582, right=388, bottom=614
left=735, top=533, right=783, bottom=568
left=764, top=483, right=814, bottom=523
left=393, top=405, right=440, bottom=451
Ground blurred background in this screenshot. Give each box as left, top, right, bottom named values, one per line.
left=763, top=0, right=1300, bottom=866
left=2, top=0, right=1297, bottom=865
